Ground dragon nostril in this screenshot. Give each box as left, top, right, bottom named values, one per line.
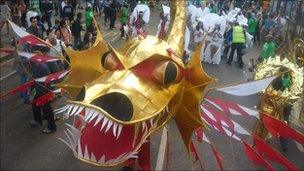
left=91, top=92, right=133, bottom=121
left=75, top=86, right=86, bottom=101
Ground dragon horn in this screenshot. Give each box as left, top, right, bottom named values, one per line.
left=165, top=0, right=186, bottom=58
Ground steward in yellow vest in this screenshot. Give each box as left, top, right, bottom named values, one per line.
left=226, top=23, right=246, bottom=69
left=232, top=26, right=245, bottom=43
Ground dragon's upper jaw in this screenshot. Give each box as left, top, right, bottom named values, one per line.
left=61, top=103, right=163, bottom=166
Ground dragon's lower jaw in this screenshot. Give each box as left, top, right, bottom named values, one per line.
left=60, top=104, right=158, bottom=166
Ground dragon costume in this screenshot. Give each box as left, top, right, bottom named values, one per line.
left=253, top=39, right=304, bottom=138
left=2, top=0, right=303, bottom=170
left=57, top=0, right=214, bottom=167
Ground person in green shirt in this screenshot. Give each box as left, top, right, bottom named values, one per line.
left=259, top=34, right=276, bottom=61
left=120, top=3, right=128, bottom=39
left=30, top=0, right=41, bottom=15
left=247, top=12, right=258, bottom=36
left=85, top=6, right=94, bottom=32
left=209, top=3, right=217, bottom=13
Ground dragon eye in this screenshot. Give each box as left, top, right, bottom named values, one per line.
left=152, top=61, right=181, bottom=84
left=101, top=51, right=120, bottom=70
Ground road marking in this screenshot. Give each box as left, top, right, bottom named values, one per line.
left=155, top=127, right=168, bottom=170
left=0, top=70, right=17, bottom=81
left=0, top=58, right=14, bottom=67
left=295, top=141, right=304, bottom=152
left=102, top=32, right=110, bottom=38
left=110, top=35, right=119, bottom=42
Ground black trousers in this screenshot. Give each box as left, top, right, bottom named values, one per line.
left=228, top=43, right=244, bottom=66
left=32, top=96, right=56, bottom=130
left=109, top=13, right=116, bottom=29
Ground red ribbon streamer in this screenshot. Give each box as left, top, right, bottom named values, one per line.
left=205, top=96, right=251, bottom=117
left=210, top=144, right=224, bottom=171
left=32, top=91, right=55, bottom=106
left=195, top=128, right=204, bottom=143
left=242, top=141, right=275, bottom=171
left=0, top=80, right=35, bottom=99
left=262, top=114, right=304, bottom=144
left=253, top=135, right=299, bottom=171
left=189, top=140, right=204, bottom=170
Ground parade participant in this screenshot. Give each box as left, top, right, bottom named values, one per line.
left=45, top=31, right=63, bottom=73
left=273, top=13, right=286, bottom=44
left=103, top=0, right=110, bottom=26
left=41, top=0, right=53, bottom=29
left=26, top=16, right=43, bottom=39
left=109, top=0, right=118, bottom=30
left=19, top=0, right=28, bottom=28
left=156, top=4, right=170, bottom=39
left=60, top=0, right=68, bottom=18
left=52, top=19, right=60, bottom=32
left=247, top=12, right=257, bottom=40
left=82, top=30, right=94, bottom=49
left=46, top=30, right=65, bottom=57
left=11, top=3, right=22, bottom=26
left=259, top=34, right=276, bottom=61
left=62, top=1, right=74, bottom=22
left=36, top=15, right=46, bottom=37
left=203, top=24, right=223, bottom=65
left=26, top=6, right=38, bottom=27
left=12, top=44, right=30, bottom=104
left=29, top=0, right=41, bottom=15
left=29, top=61, right=57, bottom=134
left=261, top=14, right=275, bottom=43
left=209, top=2, right=217, bottom=14
left=0, top=0, right=11, bottom=35
left=56, top=18, right=73, bottom=47
left=226, top=22, right=246, bottom=69
left=129, top=2, right=150, bottom=37
left=221, top=22, right=233, bottom=59
left=193, top=20, right=205, bottom=48
left=85, top=6, right=94, bottom=32
left=71, top=12, right=84, bottom=50
left=120, top=3, right=128, bottom=39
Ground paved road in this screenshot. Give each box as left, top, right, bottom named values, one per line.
left=1, top=7, right=303, bottom=171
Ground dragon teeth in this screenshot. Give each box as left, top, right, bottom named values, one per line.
left=100, top=117, right=108, bottom=132
left=105, top=120, right=113, bottom=133
left=112, top=123, right=118, bottom=137
left=106, top=158, right=115, bottom=165
left=117, top=125, right=123, bottom=139
left=88, top=110, right=99, bottom=123
left=84, top=144, right=90, bottom=160
left=77, top=139, right=83, bottom=158
left=74, top=106, right=84, bottom=116
left=70, top=105, right=79, bottom=116
left=142, top=121, right=147, bottom=132
left=65, top=105, right=73, bottom=117
left=90, top=152, right=97, bottom=162
left=84, top=108, right=94, bottom=122
left=93, top=115, right=103, bottom=127
left=98, top=155, right=105, bottom=164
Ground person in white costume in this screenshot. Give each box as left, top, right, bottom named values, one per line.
left=193, top=20, right=205, bottom=48
left=128, top=2, right=150, bottom=38
left=156, top=4, right=170, bottom=39
left=199, top=13, right=226, bottom=65
left=204, top=24, right=223, bottom=65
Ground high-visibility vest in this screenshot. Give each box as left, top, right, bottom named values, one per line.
left=232, top=26, right=245, bottom=43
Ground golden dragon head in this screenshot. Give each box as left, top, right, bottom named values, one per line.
left=58, top=1, right=214, bottom=167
